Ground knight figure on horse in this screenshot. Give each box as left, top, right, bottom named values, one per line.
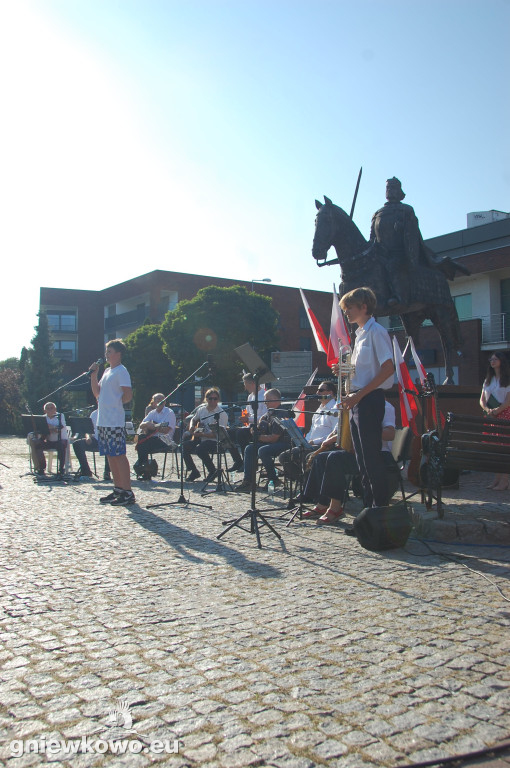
left=369, top=177, right=468, bottom=308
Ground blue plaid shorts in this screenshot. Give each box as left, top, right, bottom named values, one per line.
left=98, top=426, right=127, bottom=457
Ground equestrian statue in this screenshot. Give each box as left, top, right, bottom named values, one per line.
left=312, top=177, right=470, bottom=384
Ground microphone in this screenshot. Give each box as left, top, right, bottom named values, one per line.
left=86, top=358, right=104, bottom=376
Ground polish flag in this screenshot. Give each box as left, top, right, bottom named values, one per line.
left=403, top=336, right=440, bottom=428
left=299, top=289, right=328, bottom=354
left=405, top=336, right=427, bottom=386
left=327, top=285, right=351, bottom=366
left=393, top=337, right=419, bottom=433
left=293, top=368, right=318, bottom=430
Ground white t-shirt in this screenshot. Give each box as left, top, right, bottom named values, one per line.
left=97, top=364, right=131, bottom=428
left=482, top=377, right=510, bottom=407
left=307, top=397, right=339, bottom=445
left=46, top=413, right=67, bottom=442
left=351, top=317, right=394, bottom=391
left=90, top=409, right=99, bottom=440
left=247, top=388, right=267, bottom=423
left=142, top=406, right=177, bottom=446
left=194, top=404, right=228, bottom=431
left=382, top=401, right=396, bottom=452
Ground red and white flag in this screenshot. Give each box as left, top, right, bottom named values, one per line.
left=299, top=289, right=328, bottom=355
left=327, top=285, right=351, bottom=366
left=404, top=337, right=441, bottom=429
left=293, top=368, right=318, bottom=430
left=404, top=336, right=427, bottom=386
left=393, top=337, right=419, bottom=433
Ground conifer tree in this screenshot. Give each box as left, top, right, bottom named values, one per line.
left=22, top=312, right=63, bottom=412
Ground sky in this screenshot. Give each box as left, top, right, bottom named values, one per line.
left=0, top=0, right=508, bottom=361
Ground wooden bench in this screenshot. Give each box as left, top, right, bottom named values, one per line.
left=430, top=412, right=510, bottom=517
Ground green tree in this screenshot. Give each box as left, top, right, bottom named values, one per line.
left=0, top=368, right=23, bottom=434
left=160, top=285, right=279, bottom=400
left=22, top=311, right=64, bottom=412
left=123, top=323, right=175, bottom=421
left=0, top=357, right=20, bottom=372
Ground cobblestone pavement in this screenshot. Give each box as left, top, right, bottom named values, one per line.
left=0, top=437, right=509, bottom=767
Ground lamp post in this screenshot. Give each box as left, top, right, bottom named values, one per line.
left=251, top=278, right=272, bottom=292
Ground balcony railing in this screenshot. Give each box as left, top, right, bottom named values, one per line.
left=104, top=307, right=148, bottom=331
left=480, top=313, right=510, bottom=344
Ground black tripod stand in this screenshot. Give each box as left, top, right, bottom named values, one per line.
left=279, top=442, right=310, bottom=527
left=200, top=414, right=234, bottom=496
left=217, top=344, right=282, bottom=549
left=147, top=364, right=213, bottom=511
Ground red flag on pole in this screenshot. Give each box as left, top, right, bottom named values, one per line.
left=327, top=285, right=351, bottom=366
left=299, top=289, right=328, bottom=354
left=293, top=368, right=318, bottom=430
left=404, top=336, right=440, bottom=428
left=406, top=336, right=427, bottom=387
left=393, top=337, right=419, bottom=433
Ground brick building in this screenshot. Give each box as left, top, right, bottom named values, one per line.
left=40, top=272, right=334, bottom=398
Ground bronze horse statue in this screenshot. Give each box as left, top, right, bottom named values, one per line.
left=312, top=196, right=464, bottom=384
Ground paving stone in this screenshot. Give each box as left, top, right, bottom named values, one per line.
left=1, top=439, right=510, bottom=767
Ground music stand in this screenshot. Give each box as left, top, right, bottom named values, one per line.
left=68, top=416, right=94, bottom=437
left=273, top=416, right=313, bottom=526
left=217, top=344, right=282, bottom=549
left=200, top=418, right=234, bottom=495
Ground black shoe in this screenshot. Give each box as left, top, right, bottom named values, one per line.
left=100, top=489, right=121, bottom=504
left=186, top=470, right=200, bottom=482
left=236, top=479, right=252, bottom=493
left=35, top=469, right=45, bottom=476
left=110, top=490, right=136, bottom=506
left=205, top=469, right=218, bottom=482
left=103, top=473, right=111, bottom=481
left=227, top=461, right=244, bottom=472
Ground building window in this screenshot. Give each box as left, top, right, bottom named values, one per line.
left=299, top=308, right=311, bottom=330
left=453, top=293, right=472, bottom=320
left=47, top=312, right=77, bottom=332
left=53, top=340, right=77, bottom=362
left=299, top=337, right=312, bottom=351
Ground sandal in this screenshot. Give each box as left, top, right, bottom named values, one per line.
left=317, top=508, right=344, bottom=525
left=302, top=508, right=323, bottom=519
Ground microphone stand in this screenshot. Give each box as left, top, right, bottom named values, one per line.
left=147, top=360, right=213, bottom=511
left=217, top=368, right=282, bottom=549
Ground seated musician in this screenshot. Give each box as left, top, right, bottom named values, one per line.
left=237, top=388, right=291, bottom=492
left=228, top=373, right=268, bottom=471
left=28, top=402, right=68, bottom=475
left=278, top=381, right=338, bottom=481
left=144, top=394, right=159, bottom=417
left=302, top=401, right=397, bottom=523
left=135, top=394, right=177, bottom=465
left=73, top=408, right=111, bottom=480
left=182, top=388, right=229, bottom=482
